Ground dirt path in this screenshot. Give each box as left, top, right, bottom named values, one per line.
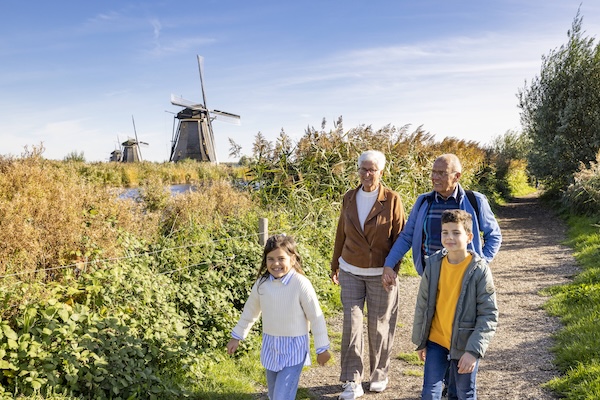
left=295, top=194, right=579, bottom=400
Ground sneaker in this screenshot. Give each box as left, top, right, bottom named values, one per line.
left=369, top=377, right=388, bottom=392
left=339, top=381, right=364, bottom=399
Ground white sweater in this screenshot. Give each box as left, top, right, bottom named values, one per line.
left=232, top=271, right=330, bottom=351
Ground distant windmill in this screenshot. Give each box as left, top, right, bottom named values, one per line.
left=169, top=55, right=240, bottom=163
left=120, top=116, right=149, bottom=163
left=109, top=148, right=122, bottom=162
left=109, top=135, right=123, bottom=162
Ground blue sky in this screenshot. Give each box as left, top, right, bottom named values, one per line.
left=2, top=1, right=600, bottom=163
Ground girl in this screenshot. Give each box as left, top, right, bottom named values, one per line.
left=227, top=234, right=331, bottom=400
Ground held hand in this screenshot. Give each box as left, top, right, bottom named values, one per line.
left=226, top=339, right=239, bottom=355
left=330, top=270, right=340, bottom=285
left=382, top=266, right=397, bottom=292
left=317, top=350, right=331, bottom=366
left=457, top=352, right=477, bottom=374
left=417, top=348, right=426, bottom=362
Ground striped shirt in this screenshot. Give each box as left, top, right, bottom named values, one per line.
left=423, top=188, right=460, bottom=256
left=231, top=270, right=330, bottom=372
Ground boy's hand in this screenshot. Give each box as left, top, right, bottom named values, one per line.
left=317, top=350, right=331, bottom=366
left=457, top=352, right=477, bottom=374
left=417, top=348, right=426, bottom=362
left=226, top=339, right=239, bottom=355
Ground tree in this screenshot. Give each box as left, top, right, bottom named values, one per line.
left=518, top=11, right=600, bottom=190
left=64, top=150, right=85, bottom=162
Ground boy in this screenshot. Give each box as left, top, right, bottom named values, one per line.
left=412, top=209, right=498, bottom=400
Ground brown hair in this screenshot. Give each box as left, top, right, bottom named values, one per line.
left=441, top=209, right=472, bottom=234
left=256, top=234, right=304, bottom=283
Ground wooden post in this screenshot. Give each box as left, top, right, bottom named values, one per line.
left=259, top=218, right=268, bottom=246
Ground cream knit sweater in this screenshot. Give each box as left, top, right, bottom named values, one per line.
left=232, top=271, right=330, bottom=351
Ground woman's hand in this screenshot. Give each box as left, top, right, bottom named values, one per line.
left=330, top=269, right=340, bottom=285
left=382, top=266, right=397, bottom=291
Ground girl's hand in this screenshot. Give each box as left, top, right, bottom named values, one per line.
left=317, top=350, right=331, bottom=366
left=417, top=348, right=426, bottom=362
left=226, top=339, right=239, bottom=355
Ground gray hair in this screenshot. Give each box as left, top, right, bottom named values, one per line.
left=358, top=150, right=386, bottom=170
left=436, top=153, right=462, bottom=173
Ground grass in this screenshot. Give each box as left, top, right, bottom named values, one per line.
left=396, top=352, right=424, bottom=366
left=188, top=350, right=265, bottom=399
left=542, top=213, right=600, bottom=399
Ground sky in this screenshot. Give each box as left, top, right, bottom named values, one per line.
left=2, top=1, right=600, bottom=163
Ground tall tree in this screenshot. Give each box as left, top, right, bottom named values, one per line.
left=518, top=11, right=600, bottom=190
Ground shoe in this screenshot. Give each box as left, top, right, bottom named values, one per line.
left=369, top=377, right=388, bottom=392
left=339, top=381, right=364, bottom=399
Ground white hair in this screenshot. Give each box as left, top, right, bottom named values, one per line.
left=436, top=153, right=462, bottom=173
left=358, top=150, right=386, bottom=170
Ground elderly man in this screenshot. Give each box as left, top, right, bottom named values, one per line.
left=383, top=153, right=501, bottom=278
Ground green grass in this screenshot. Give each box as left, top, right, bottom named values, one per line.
left=188, top=350, right=266, bottom=399
left=542, top=213, right=600, bottom=399
left=403, top=369, right=424, bottom=377
left=396, top=351, right=424, bottom=366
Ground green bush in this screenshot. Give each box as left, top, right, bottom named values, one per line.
left=562, top=151, right=600, bottom=216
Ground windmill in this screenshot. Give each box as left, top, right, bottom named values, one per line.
left=120, top=116, right=149, bottom=163
left=109, top=146, right=122, bottom=162
left=169, top=55, right=240, bottom=163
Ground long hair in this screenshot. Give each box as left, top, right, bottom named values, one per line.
left=256, top=234, right=304, bottom=284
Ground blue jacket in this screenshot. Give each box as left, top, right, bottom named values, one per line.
left=384, top=183, right=502, bottom=275
left=412, top=250, right=498, bottom=360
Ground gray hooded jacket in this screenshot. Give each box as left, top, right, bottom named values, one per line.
left=412, top=250, right=498, bottom=359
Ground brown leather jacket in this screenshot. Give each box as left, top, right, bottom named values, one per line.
left=331, top=184, right=406, bottom=273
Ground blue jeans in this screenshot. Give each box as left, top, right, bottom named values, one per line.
left=266, top=360, right=304, bottom=400
left=421, top=341, right=478, bottom=400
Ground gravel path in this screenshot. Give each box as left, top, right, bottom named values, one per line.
left=292, top=194, right=579, bottom=400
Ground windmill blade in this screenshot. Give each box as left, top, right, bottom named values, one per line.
left=132, top=115, right=143, bottom=161
left=170, top=94, right=206, bottom=111
left=210, top=109, right=241, bottom=125
left=197, top=55, right=208, bottom=111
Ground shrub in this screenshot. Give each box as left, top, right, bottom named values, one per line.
left=562, top=150, right=600, bottom=216
left=0, top=150, right=157, bottom=285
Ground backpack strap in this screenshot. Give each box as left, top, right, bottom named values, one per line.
left=465, top=190, right=480, bottom=218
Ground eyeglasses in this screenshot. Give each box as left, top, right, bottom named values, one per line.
left=359, top=167, right=379, bottom=175
left=431, top=170, right=455, bottom=178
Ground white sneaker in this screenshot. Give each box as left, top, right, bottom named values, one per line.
left=339, top=381, right=364, bottom=399
left=369, top=377, right=389, bottom=392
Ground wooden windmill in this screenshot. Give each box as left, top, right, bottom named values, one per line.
left=109, top=148, right=122, bottom=162
left=120, top=116, right=149, bottom=163
left=169, top=55, right=240, bottom=163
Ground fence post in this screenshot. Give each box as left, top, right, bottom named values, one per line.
left=259, top=218, right=268, bottom=246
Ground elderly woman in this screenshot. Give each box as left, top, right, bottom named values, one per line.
left=330, top=150, right=406, bottom=399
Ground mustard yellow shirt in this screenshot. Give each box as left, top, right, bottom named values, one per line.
left=428, top=254, right=472, bottom=350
